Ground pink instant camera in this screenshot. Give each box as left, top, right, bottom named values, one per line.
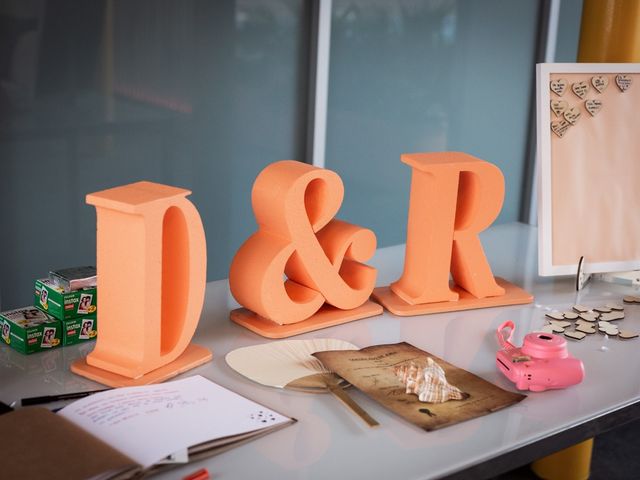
left=496, top=321, right=584, bottom=392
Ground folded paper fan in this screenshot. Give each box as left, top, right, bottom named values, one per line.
left=226, top=339, right=378, bottom=427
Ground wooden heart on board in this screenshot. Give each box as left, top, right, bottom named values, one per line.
left=616, top=74, right=632, bottom=92
left=585, top=99, right=603, bottom=116
left=550, top=78, right=568, bottom=96
left=551, top=119, right=571, bottom=138
left=550, top=100, right=568, bottom=117
left=591, top=75, right=609, bottom=93
left=564, top=106, right=581, bottom=125
left=572, top=81, right=590, bottom=99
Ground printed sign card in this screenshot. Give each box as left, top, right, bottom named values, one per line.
left=314, top=343, right=524, bottom=431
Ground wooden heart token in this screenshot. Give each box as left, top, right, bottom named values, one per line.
left=549, top=323, right=566, bottom=333
left=563, top=106, right=581, bottom=125
left=618, top=330, right=639, bottom=339
left=550, top=320, right=572, bottom=328
left=576, top=324, right=596, bottom=334
left=605, top=303, right=624, bottom=311
left=565, top=330, right=587, bottom=340
left=550, top=99, right=568, bottom=117
left=563, top=311, right=579, bottom=320
left=593, top=306, right=612, bottom=313
left=572, top=81, right=590, bottom=99
left=591, top=75, right=609, bottom=93
left=623, top=295, right=640, bottom=304
left=615, top=74, right=632, bottom=92
left=598, top=321, right=618, bottom=334
left=551, top=119, right=571, bottom=138
left=578, top=312, right=598, bottom=322
left=545, top=312, right=565, bottom=320
left=573, top=305, right=589, bottom=313
left=600, top=311, right=624, bottom=321
left=539, top=324, right=555, bottom=334
left=585, top=99, right=603, bottom=116
left=550, top=78, right=568, bottom=96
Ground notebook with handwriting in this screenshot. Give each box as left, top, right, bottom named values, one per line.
left=0, top=375, right=295, bottom=480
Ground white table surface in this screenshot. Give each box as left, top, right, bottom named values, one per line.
left=2, top=222, right=640, bottom=480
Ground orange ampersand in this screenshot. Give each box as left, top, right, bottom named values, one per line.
left=229, top=160, right=378, bottom=325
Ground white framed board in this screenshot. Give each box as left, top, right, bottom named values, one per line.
left=537, top=63, right=640, bottom=276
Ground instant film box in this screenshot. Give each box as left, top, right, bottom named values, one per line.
left=0, top=307, right=62, bottom=354
left=34, top=278, right=97, bottom=320
left=62, top=314, right=97, bottom=346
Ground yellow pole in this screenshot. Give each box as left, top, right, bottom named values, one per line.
left=532, top=2, right=639, bottom=478
left=577, top=0, right=640, bottom=62
left=531, top=439, right=594, bottom=480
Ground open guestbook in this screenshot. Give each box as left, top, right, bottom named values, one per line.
left=0, top=376, right=295, bottom=480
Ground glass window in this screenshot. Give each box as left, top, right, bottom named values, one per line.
left=326, top=0, right=541, bottom=248
left=0, top=0, right=309, bottom=308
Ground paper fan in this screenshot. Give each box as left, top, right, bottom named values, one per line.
left=226, top=339, right=378, bottom=427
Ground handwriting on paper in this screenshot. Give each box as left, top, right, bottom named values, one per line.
left=72, top=387, right=210, bottom=427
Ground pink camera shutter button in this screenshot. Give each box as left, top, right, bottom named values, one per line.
left=521, top=333, right=569, bottom=359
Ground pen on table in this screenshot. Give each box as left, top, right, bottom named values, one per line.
left=183, top=468, right=210, bottom=480
left=20, top=388, right=110, bottom=406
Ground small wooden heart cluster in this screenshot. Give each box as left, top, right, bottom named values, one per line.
left=549, top=74, right=633, bottom=138
left=539, top=301, right=638, bottom=341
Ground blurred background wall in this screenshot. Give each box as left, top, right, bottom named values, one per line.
left=0, top=0, right=583, bottom=308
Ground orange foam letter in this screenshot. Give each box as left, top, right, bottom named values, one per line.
left=229, top=160, right=382, bottom=338
left=391, top=152, right=505, bottom=304
left=71, top=181, right=212, bottom=386
left=373, top=152, right=532, bottom=316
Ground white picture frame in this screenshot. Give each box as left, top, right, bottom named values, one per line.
left=537, top=62, right=640, bottom=276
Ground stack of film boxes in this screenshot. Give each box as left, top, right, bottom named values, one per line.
left=0, top=267, right=98, bottom=355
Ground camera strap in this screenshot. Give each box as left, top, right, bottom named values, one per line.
left=496, top=320, right=516, bottom=351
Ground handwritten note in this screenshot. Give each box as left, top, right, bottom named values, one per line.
left=550, top=99, right=568, bottom=117
left=591, top=75, right=609, bottom=93
left=563, top=106, right=581, bottom=125
left=572, top=81, right=590, bottom=99
left=59, top=375, right=292, bottom=468
left=585, top=99, right=603, bottom=116
left=616, top=74, right=633, bottom=92
left=551, top=119, right=571, bottom=138
left=550, top=78, right=568, bottom=96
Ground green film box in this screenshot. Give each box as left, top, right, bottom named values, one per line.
left=62, top=314, right=97, bottom=346
left=0, top=307, right=62, bottom=355
left=34, top=278, right=97, bottom=320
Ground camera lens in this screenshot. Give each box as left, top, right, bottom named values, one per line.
left=538, top=334, right=553, bottom=340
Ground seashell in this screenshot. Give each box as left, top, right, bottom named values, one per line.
left=394, top=358, right=467, bottom=403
